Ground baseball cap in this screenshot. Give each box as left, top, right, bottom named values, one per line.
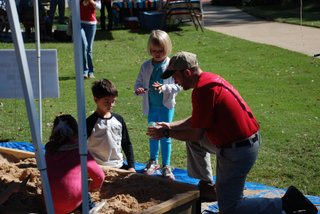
left=161, top=51, right=198, bottom=79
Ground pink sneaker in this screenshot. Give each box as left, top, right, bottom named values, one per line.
left=143, top=160, right=160, bottom=175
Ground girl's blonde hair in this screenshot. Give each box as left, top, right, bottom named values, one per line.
left=147, top=29, right=172, bottom=57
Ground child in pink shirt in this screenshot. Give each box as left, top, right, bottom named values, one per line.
left=45, top=114, right=105, bottom=213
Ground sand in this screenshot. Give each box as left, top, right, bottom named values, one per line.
left=0, top=154, right=188, bottom=213
left=0, top=154, right=43, bottom=213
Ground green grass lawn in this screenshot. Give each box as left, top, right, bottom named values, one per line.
left=0, top=25, right=319, bottom=195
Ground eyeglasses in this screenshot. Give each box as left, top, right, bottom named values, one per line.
left=151, top=49, right=164, bottom=54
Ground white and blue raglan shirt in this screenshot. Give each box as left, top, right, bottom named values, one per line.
left=86, top=112, right=135, bottom=169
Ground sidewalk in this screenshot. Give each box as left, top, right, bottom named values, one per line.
left=201, top=2, right=320, bottom=57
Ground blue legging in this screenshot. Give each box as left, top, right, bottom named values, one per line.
left=148, top=107, right=174, bottom=166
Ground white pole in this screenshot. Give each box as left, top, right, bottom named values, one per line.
left=4, top=0, right=54, bottom=213
left=70, top=1, right=89, bottom=213
left=33, top=0, right=42, bottom=141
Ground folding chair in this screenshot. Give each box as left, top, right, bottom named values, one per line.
left=163, top=0, right=203, bottom=31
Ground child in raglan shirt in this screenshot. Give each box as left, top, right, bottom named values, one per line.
left=87, top=79, right=136, bottom=172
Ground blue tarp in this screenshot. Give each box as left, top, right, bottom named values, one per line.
left=0, top=141, right=40, bottom=152
left=0, top=142, right=319, bottom=213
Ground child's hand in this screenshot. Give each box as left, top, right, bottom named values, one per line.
left=152, top=81, right=163, bottom=93
left=127, top=168, right=136, bottom=172
left=135, top=87, right=148, bottom=95
left=83, top=0, right=94, bottom=6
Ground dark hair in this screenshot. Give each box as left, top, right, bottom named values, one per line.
left=45, top=114, right=78, bottom=154
left=91, top=79, right=118, bottom=99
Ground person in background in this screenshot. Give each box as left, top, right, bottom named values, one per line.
left=87, top=79, right=136, bottom=172
left=99, top=0, right=113, bottom=31
left=147, top=51, right=318, bottom=214
left=134, top=30, right=182, bottom=180
left=48, top=0, right=65, bottom=25
left=45, top=114, right=105, bottom=213
left=80, top=0, right=101, bottom=79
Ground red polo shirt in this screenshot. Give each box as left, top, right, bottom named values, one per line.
left=191, top=72, right=259, bottom=146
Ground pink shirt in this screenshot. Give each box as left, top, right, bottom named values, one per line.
left=191, top=72, right=259, bottom=146
left=45, top=145, right=105, bottom=213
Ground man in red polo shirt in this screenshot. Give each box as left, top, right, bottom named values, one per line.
left=147, top=51, right=317, bottom=214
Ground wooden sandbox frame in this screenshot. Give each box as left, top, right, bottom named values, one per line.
left=0, top=147, right=200, bottom=214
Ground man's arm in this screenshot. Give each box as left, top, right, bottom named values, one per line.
left=147, top=116, right=205, bottom=142
left=168, top=116, right=192, bottom=129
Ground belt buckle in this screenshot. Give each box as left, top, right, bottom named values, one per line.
left=246, top=133, right=259, bottom=146
left=251, top=133, right=258, bottom=143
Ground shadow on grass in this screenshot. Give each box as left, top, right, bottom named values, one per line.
left=59, top=76, right=75, bottom=81
left=0, top=25, right=186, bottom=43
left=94, top=24, right=184, bottom=41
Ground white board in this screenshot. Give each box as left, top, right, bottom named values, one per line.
left=0, top=49, right=59, bottom=98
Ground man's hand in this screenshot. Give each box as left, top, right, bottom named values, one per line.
left=146, top=122, right=169, bottom=139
